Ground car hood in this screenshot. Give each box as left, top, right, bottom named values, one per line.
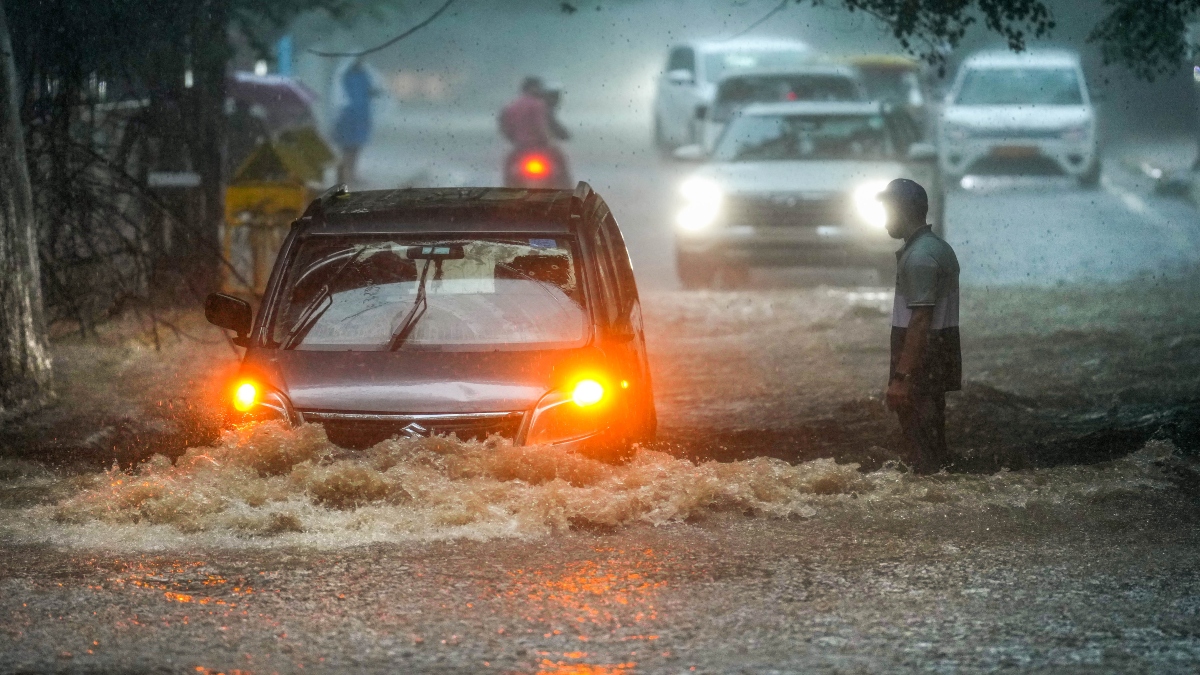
left=695, top=160, right=908, bottom=195
left=245, top=348, right=587, bottom=415
left=941, top=104, right=1093, bottom=130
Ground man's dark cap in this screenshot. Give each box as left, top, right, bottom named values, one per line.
left=878, top=178, right=928, bottom=217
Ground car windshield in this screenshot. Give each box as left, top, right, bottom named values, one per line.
left=955, top=66, right=1084, bottom=105
left=714, top=75, right=862, bottom=121
left=269, top=235, right=589, bottom=351
left=857, top=68, right=923, bottom=106
left=713, top=112, right=897, bottom=162
left=702, top=49, right=812, bottom=83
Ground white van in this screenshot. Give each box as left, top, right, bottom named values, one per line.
left=653, top=38, right=816, bottom=152
left=939, top=49, right=1099, bottom=186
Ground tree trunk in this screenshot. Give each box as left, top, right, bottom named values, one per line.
left=0, top=0, right=52, bottom=415
left=183, top=0, right=230, bottom=295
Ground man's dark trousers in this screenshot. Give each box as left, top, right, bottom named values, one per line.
left=896, top=389, right=948, bottom=473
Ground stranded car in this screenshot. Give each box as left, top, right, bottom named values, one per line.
left=939, top=48, right=1100, bottom=186
left=204, top=183, right=656, bottom=462
left=672, top=101, right=944, bottom=288
left=843, top=54, right=932, bottom=138
left=701, top=65, right=868, bottom=149
left=653, top=37, right=816, bottom=151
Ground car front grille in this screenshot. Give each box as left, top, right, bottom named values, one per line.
left=300, top=410, right=526, bottom=449
left=723, top=194, right=845, bottom=228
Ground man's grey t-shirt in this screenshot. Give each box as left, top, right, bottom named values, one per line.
left=890, top=226, right=961, bottom=392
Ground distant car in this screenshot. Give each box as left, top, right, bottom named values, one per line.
left=204, top=183, right=656, bottom=462
left=701, top=65, right=868, bottom=149
left=653, top=38, right=817, bottom=152
left=939, top=48, right=1100, bottom=186
left=671, top=101, right=944, bottom=288
left=843, top=54, right=932, bottom=138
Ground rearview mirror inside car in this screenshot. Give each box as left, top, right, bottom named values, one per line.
left=906, top=142, right=937, bottom=162
left=205, top=293, right=253, bottom=346
left=672, top=144, right=707, bottom=162
left=667, top=69, right=694, bottom=85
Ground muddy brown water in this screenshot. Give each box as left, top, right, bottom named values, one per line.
left=3, top=282, right=1200, bottom=672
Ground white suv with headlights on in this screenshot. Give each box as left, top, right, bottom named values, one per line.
left=671, top=101, right=944, bottom=288
left=939, top=48, right=1099, bottom=186
left=654, top=37, right=816, bottom=152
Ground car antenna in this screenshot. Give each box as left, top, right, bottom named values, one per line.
left=302, top=183, right=350, bottom=220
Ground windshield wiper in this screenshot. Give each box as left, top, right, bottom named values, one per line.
left=280, top=248, right=368, bottom=349
left=388, top=259, right=433, bottom=351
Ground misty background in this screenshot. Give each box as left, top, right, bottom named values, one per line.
left=251, top=0, right=1197, bottom=145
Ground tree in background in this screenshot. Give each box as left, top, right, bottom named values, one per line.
left=0, top=0, right=52, bottom=413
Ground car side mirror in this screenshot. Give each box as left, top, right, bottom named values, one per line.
left=672, top=144, right=707, bottom=162
left=667, top=69, right=694, bottom=85
left=205, top=293, right=253, bottom=346
left=906, top=142, right=937, bottom=162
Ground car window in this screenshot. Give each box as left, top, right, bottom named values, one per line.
left=714, top=75, right=863, bottom=121
left=955, top=67, right=1084, bottom=106
left=667, top=47, right=695, bottom=73
left=601, top=213, right=638, bottom=311
left=713, top=113, right=896, bottom=162
left=702, top=49, right=812, bottom=83
left=586, top=220, right=621, bottom=326
left=857, top=68, right=924, bottom=106
left=269, top=235, right=589, bottom=351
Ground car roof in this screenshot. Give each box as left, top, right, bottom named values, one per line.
left=842, top=54, right=921, bottom=69
left=962, top=48, right=1081, bottom=68
left=717, top=64, right=861, bottom=83
left=689, top=37, right=812, bottom=54
left=302, top=187, right=580, bottom=235
left=737, top=100, right=884, bottom=116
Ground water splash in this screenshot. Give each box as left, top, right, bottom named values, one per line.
left=0, top=423, right=1180, bottom=550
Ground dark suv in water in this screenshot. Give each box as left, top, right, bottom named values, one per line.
left=205, top=183, right=656, bottom=461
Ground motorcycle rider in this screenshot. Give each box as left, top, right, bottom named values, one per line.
left=499, top=76, right=572, bottom=187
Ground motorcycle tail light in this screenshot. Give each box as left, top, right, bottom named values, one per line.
left=521, top=155, right=551, bottom=178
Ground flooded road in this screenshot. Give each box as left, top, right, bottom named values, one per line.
left=5, top=113, right=1200, bottom=672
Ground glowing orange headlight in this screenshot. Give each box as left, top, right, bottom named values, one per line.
left=233, top=382, right=259, bottom=412
left=571, top=379, right=605, bottom=407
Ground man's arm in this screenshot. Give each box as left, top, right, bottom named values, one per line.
left=887, top=305, right=932, bottom=410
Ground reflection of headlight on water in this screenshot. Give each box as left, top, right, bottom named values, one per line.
left=853, top=181, right=891, bottom=230
left=676, top=177, right=723, bottom=232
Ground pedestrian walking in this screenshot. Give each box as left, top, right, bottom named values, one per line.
left=880, top=178, right=961, bottom=474
left=332, top=57, right=380, bottom=185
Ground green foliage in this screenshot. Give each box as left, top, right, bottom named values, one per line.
left=1089, top=0, right=1199, bottom=81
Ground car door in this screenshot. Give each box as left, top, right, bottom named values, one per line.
left=592, top=202, right=656, bottom=442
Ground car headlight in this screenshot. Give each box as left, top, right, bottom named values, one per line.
left=523, top=377, right=611, bottom=446
left=676, top=176, right=723, bottom=232
left=228, top=379, right=299, bottom=425
left=853, top=181, right=891, bottom=230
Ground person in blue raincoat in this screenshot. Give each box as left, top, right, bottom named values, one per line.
left=333, top=57, right=380, bottom=184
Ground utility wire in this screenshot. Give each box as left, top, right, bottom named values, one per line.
left=725, top=0, right=790, bottom=41
left=309, top=0, right=457, bottom=57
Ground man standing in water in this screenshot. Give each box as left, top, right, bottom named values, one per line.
left=333, top=57, right=379, bottom=185
left=880, top=178, right=961, bottom=474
